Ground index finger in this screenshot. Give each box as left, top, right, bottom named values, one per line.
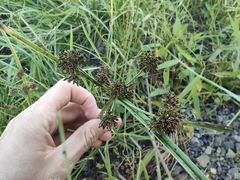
left=36, top=80, right=99, bottom=119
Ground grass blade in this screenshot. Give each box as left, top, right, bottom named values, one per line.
left=136, top=149, right=154, bottom=180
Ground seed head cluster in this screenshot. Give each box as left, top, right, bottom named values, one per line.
left=139, top=53, right=159, bottom=74
left=95, top=68, right=113, bottom=85
left=58, top=49, right=86, bottom=84
left=99, top=111, right=118, bottom=129
left=162, top=92, right=180, bottom=109
left=16, top=69, right=24, bottom=78
left=110, top=80, right=132, bottom=100
left=149, top=93, right=184, bottom=135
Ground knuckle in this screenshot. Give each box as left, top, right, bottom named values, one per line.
left=85, top=128, right=99, bottom=147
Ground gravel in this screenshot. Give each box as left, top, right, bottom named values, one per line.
left=175, top=102, right=240, bottom=180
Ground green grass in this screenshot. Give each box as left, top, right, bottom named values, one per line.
left=1, top=0, right=240, bottom=179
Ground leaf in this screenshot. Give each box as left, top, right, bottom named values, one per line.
left=176, top=44, right=198, bottom=65
left=183, top=125, right=194, bottom=137
left=192, top=92, right=201, bottom=119
left=228, top=14, right=240, bottom=43
left=173, top=17, right=181, bottom=36
left=158, top=45, right=168, bottom=59
left=136, top=149, right=155, bottom=180
left=183, top=121, right=234, bottom=133
left=150, top=86, right=171, bottom=97
left=178, top=76, right=201, bottom=100
left=179, top=68, right=191, bottom=80
left=214, top=71, right=237, bottom=78
left=0, top=24, right=59, bottom=63
left=208, top=48, right=222, bottom=62
left=189, top=73, right=201, bottom=119
left=142, top=14, right=152, bottom=22
left=157, top=59, right=179, bottom=70
left=192, top=33, right=203, bottom=40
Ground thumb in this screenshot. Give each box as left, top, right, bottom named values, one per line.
left=57, top=119, right=108, bottom=165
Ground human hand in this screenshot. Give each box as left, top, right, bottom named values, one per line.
left=0, top=80, right=121, bottom=180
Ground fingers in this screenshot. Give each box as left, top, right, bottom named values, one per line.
left=36, top=80, right=99, bottom=119
left=55, top=118, right=121, bottom=166
left=91, top=131, right=112, bottom=147
left=59, top=103, right=86, bottom=124
left=52, top=130, right=112, bottom=146
left=54, top=118, right=105, bottom=165
left=32, top=80, right=99, bottom=132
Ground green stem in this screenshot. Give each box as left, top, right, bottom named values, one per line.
left=227, top=110, right=240, bottom=127
left=183, top=121, right=233, bottom=133
left=99, top=98, right=115, bottom=118
left=57, top=115, right=72, bottom=180
left=0, top=24, right=59, bottom=63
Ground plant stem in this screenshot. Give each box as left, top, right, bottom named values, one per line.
left=0, top=24, right=59, bottom=63
left=145, top=76, right=172, bottom=179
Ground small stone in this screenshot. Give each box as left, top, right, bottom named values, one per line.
left=232, top=121, right=239, bottom=128
left=190, top=136, right=200, bottom=146
left=213, top=136, right=223, bottom=147
left=236, top=143, right=240, bottom=153
left=222, top=175, right=232, bottom=180
left=196, top=153, right=210, bottom=168
left=172, top=165, right=183, bottom=177
left=217, top=115, right=223, bottom=123
left=228, top=167, right=240, bottom=179
left=217, top=166, right=222, bottom=174
left=233, top=135, right=240, bottom=142
left=223, top=141, right=234, bottom=149
left=194, top=133, right=201, bottom=138
left=226, top=149, right=236, bottom=158
left=217, top=147, right=221, bottom=154
left=210, top=168, right=217, bottom=174
left=211, top=112, right=217, bottom=120
left=220, top=148, right=226, bottom=156
left=174, top=173, right=188, bottom=180
left=205, top=146, right=212, bottom=154
left=234, top=130, right=239, bottom=135
left=211, top=157, right=217, bottom=163
left=223, top=108, right=230, bottom=115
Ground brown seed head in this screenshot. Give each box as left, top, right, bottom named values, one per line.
left=99, top=111, right=118, bottom=129
left=58, top=49, right=86, bottom=84
left=95, top=68, right=113, bottom=85
left=110, top=81, right=132, bottom=100
left=150, top=93, right=184, bottom=135
left=139, top=53, right=159, bottom=74
left=16, top=69, right=24, bottom=78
